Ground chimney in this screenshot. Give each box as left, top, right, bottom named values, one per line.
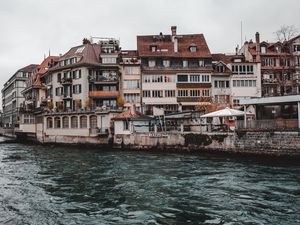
left=171, top=26, right=177, bottom=36
left=255, top=32, right=261, bottom=62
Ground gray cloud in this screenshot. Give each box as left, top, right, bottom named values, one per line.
left=0, top=0, right=299, bottom=103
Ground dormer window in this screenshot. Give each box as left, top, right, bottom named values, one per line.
left=189, top=46, right=197, bottom=52
left=275, top=46, right=281, bottom=53
left=261, top=46, right=266, bottom=54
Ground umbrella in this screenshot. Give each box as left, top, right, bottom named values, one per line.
left=200, top=107, right=246, bottom=118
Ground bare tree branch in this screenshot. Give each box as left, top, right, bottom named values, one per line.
left=275, top=25, right=298, bottom=42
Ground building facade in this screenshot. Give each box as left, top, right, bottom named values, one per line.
left=137, top=26, right=213, bottom=115
left=2, top=64, right=39, bottom=127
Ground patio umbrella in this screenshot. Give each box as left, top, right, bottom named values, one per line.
left=200, top=107, right=246, bottom=118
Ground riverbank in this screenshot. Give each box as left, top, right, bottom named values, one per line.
left=2, top=130, right=300, bottom=158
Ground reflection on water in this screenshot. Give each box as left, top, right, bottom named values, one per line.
left=0, top=142, right=300, bottom=225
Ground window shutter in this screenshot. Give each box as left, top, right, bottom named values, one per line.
left=79, top=85, right=81, bottom=93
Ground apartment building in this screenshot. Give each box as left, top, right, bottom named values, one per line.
left=287, top=35, right=300, bottom=94
left=137, top=26, right=213, bottom=114
left=44, top=39, right=121, bottom=112
left=120, top=50, right=141, bottom=111
left=2, top=64, right=39, bottom=127
left=240, top=32, right=293, bottom=97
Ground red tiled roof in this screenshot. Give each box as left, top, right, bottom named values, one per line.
left=137, top=33, right=211, bottom=58
left=19, top=64, right=39, bottom=73
left=121, top=50, right=138, bottom=58
left=38, top=56, right=59, bottom=75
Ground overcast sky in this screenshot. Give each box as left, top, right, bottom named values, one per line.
left=0, top=0, right=299, bottom=95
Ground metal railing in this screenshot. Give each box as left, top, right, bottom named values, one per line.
left=236, top=119, right=299, bottom=131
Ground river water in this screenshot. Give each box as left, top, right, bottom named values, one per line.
left=0, top=141, right=300, bottom=225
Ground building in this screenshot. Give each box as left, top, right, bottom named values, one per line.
left=137, top=26, right=213, bottom=115
left=2, top=64, right=39, bottom=127
left=120, top=50, right=141, bottom=111
left=211, top=53, right=261, bottom=108
left=44, top=39, right=121, bottom=113
left=240, top=32, right=293, bottom=97
left=18, top=56, right=59, bottom=137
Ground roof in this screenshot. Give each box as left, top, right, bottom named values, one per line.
left=121, top=50, right=138, bottom=58
left=113, top=109, right=151, bottom=121
left=247, top=42, right=291, bottom=57
left=48, top=43, right=102, bottom=72
left=137, top=33, right=211, bottom=58
left=38, top=56, right=59, bottom=75
left=19, top=64, right=39, bottom=73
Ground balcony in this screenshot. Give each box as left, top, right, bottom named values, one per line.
left=262, top=79, right=278, bottom=84
left=60, top=77, right=73, bottom=85
left=89, top=91, right=118, bottom=98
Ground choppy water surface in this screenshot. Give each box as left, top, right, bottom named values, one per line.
left=0, top=140, right=300, bottom=224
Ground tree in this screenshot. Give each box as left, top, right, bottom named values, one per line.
left=85, top=98, right=91, bottom=110
left=275, top=25, right=298, bottom=42
left=76, top=100, right=82, bottom=110
left=82, top=38, right=91, bottom=44
left=117, top=96, right=125, bottom=108
left=47, top=101, right=53, bottom=111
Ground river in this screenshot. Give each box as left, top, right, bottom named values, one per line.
left=0, top=140, right=300, bottom=225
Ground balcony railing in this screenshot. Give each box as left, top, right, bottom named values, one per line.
left=89, top=91, right=119, bottom=98
left=60, top=78, right=73, bottom=85
left=236, top=119, right=299, bottom=131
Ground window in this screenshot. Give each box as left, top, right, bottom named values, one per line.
left=165, top=90, right=175, bottom=97
left=152, top=90, right=163, bottom=97
left=55, top=87, right=63, bottom=96
left=215, top=95, right=230, bottom=104
left=143, top=90, right=151, bottom=97
left=143, top=75, right=151, bottom=83
left=62, top=116, right=69, bottom=128
left=57, top=73, right=61, bottom=82
left=124, top=80, right=140, bottom=89
left=190, top=75, right=201, bottom=82
left=190, top=90, right=201, bottom=96
left=90, top=116, right=97, bottom=129
left=261, top=46, right=266, bottom=54
left=75, top=46, right=85, bottom=54
left=232, top=64, right=254, bottom=74
left=233, top=99, right=240, bottom=106
left=202, top=90, right=210, bottom=97
left=47, top=117, right=53, bottom=128
left=54, top=117, right=61, bottom=128
left=71, top=116, right=78, bottom=128
left=123, top=120, right=129, bottom=130
left=183, top=60, right=188, bottom=67
left=72, top=70, right=81, bottom=79
left=73, top=84, right=81, bottom=94
left=199, top=60, right=205, bottom=67
left=124, top=93, right=140, bottom=103
left=190, top=46, right=197, bottom=52
left=149, top=60, right=156, bottom=67
left=262, top=58, right=275, bottom=67
left=178, top=90, right=188, bottom=97
left=232, top=80, right=256, bottom=87
left=202, top=75, right=210, bottom=82
left=124, top=66, right=140, bottom=75
left=163, top=60, right=170, bottom=67
left=177, top=75, right=188, bottom=82
left=23, top=115, right=35, bottom=124
left=152, top=75, right=163, bottom=83
left=214, top=80, right=230, bottom=88
left=80, top=116, right=87, bottom=128
left=150, top=46, right=157, bottom=52
left=102, top=57, right=117, bottom=64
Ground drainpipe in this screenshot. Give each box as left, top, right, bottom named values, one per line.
left=243, top=105, right=247, bottom=129
left=298, top=102, right=300, bottom=129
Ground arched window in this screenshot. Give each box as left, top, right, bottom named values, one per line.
left=62, top=116, right=69, bottom=128
left=54, top=117, right=61, bottom=128
left=47, top=117, right=53, bottom=128
left=90, top=115, right=97, bottom=129
left=80, top=116, right=87, bottom=128
left=71, top=116, right=78, bottom=128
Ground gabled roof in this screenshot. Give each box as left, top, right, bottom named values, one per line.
left=19, top=64, right=39, bottom=73
left=137, top=33, right=211, bottom=58
left=48, top=43, right=102, bottom=72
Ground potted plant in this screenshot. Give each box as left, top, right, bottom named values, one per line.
left=85, top=98, right=91, bottom=111
left=76, top=100, right=82, bottom=112
left=117, top=96, right=125, bottom=109
left=57, top=102, right=64, bottom=112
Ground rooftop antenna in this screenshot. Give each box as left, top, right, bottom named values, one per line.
left=49, top=49, right=50, bottom=57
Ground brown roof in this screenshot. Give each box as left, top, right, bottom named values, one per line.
left=113, top=109, right=151, bottom=121
left=137, top=33, right=211, bottom=58
left=49, top=43, right=102, bottom=72
left=19, top=64, right=39, bottom=73
left=121, top=50, right=138, bottom=58
left=38, top=56, right=59, bottom=75
left=248, top=42, right=291, bottom=57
